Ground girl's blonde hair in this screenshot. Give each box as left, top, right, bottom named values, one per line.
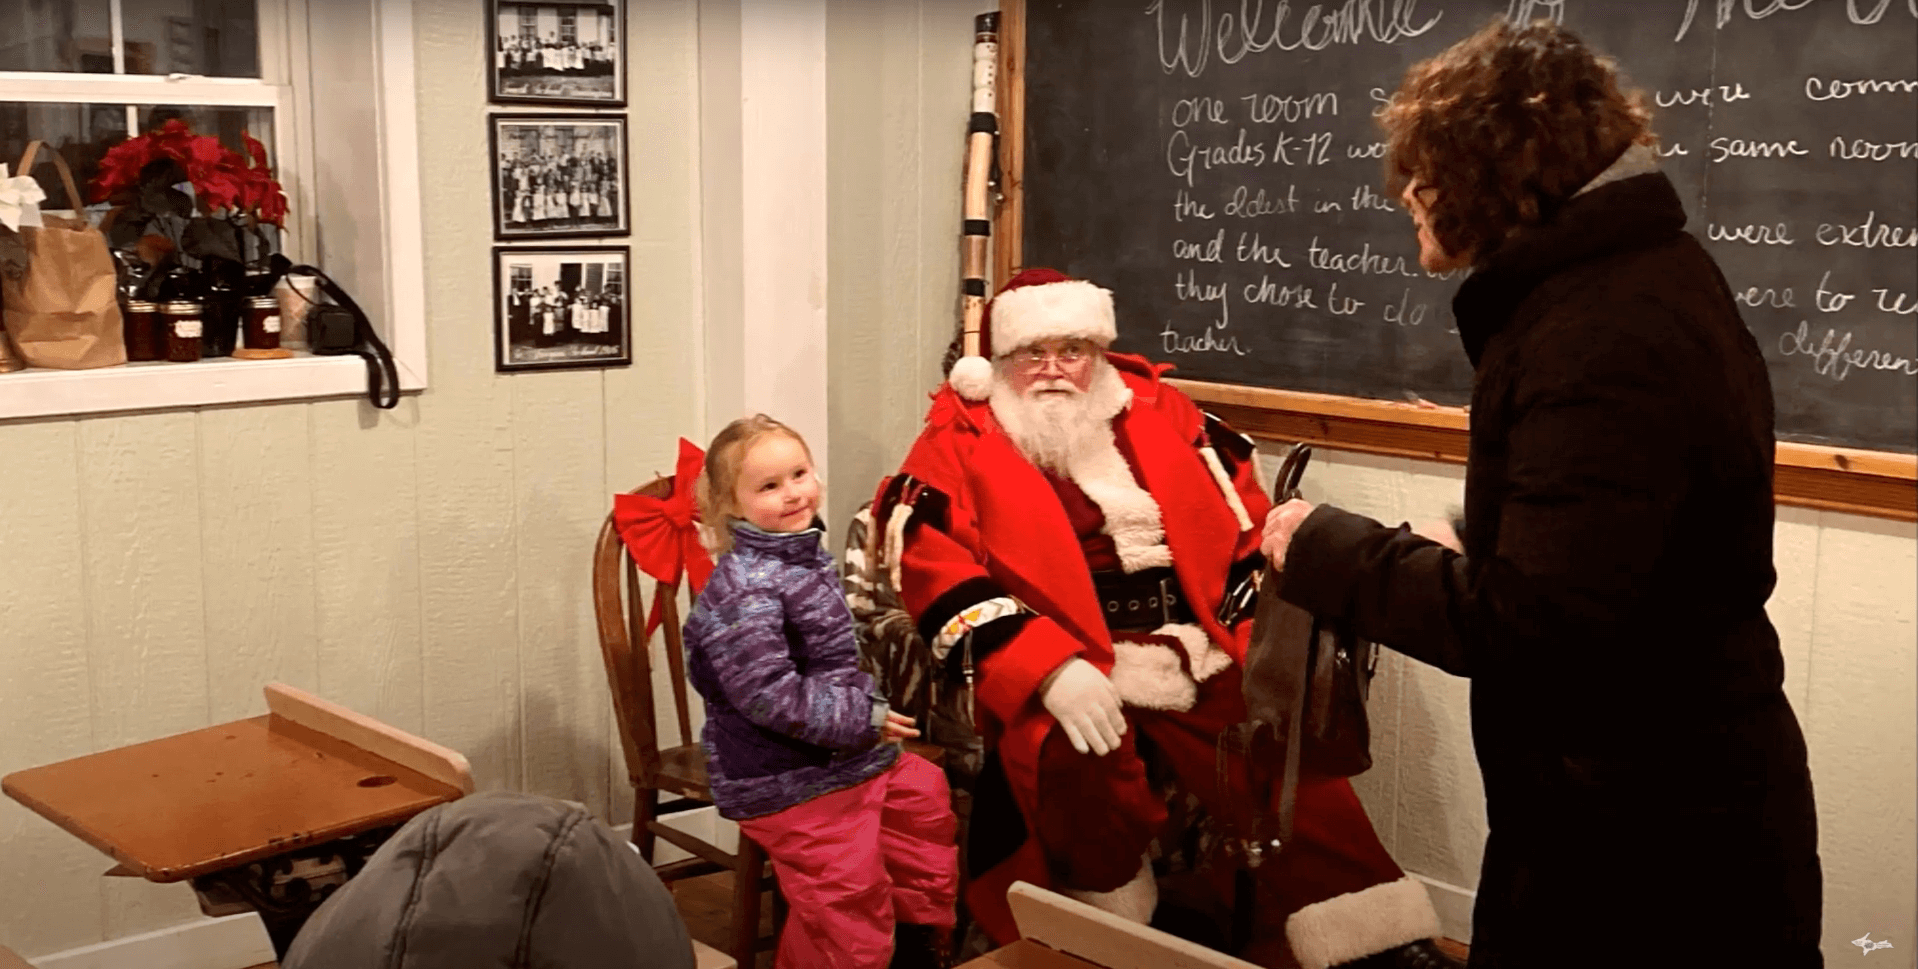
left=696, top=414, right=813, bottom=556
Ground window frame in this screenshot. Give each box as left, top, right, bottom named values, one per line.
left=0, top=0, right=427, bottom=420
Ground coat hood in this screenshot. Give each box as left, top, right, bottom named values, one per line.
left=281, top=791, right=694, bottom=969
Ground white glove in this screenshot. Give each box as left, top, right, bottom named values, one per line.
left=1042, top=657, right=1126, bottom=756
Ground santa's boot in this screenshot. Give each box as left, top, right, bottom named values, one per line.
left=1061, top=854, right=1158, bottom=925
left=1333, top=939, right=1464, bottom=969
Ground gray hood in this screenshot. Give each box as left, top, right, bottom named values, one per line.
left=282, top=791, right=695, bottom=969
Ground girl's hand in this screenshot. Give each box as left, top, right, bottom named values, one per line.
left=880, top=710, right=920, bottom=743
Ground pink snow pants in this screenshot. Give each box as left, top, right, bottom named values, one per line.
left=736, top=752, right=958, bottom=969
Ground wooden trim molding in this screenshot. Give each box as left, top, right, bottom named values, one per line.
left=1174, top=379, right=1916, bottom=522
left=993, top=0, right=1026, bottom=290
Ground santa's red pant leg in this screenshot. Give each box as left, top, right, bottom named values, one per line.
left=996, top=666, right=1439, bottom=968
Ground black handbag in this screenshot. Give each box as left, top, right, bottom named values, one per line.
left=282, top=264, right=400, bottom=409
left=1219, top=444, right=1381, bottom=867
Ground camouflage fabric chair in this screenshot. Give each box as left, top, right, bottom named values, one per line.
left=840, top=500, right=1230, bottom=959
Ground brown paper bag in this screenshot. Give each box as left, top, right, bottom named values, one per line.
left=0, top=141, right=125, bottom=370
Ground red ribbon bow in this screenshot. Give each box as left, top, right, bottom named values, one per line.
left=613, top=438, right=716, bottom=641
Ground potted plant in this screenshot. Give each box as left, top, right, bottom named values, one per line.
left=91, top=119, right=289, bottom=356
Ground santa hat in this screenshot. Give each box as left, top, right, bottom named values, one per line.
left=948, top=267, right=1117, bottom=401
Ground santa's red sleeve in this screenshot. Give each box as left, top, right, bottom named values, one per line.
left=880, top=425, right=1091, bottom=731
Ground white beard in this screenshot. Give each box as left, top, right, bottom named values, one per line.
left=988, top=358, right=1173, bottom=575
left=988, top=358, right=1131, bottom=475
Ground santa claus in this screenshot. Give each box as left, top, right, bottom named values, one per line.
left=873, top=268, right=1460, bottom=969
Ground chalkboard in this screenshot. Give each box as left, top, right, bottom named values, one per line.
left=1015, top=0, right=1917, bottom=455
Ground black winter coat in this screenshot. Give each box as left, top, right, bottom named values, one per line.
left=1278, top=171, right=1823, bottom=969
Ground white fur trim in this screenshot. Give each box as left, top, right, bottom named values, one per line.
left=1199, top=446, right=1255, bottom=532
left=1154, top=623, right=1232, bottom=683
left=883, top=500, right=914, bottom=596
left=949, top=354, right=994, bottom=401
left=1108, top=641, right=1195, bottom=711
left=1285, top=876, right=1442, bottom=969
left=1065, top=421, right=1172, bottom=574
left=990, top=279, right=1117, bottom=353
left=1062, top=854, right=1158, bottom=925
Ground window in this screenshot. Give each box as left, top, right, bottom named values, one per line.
left=0, top=0, right=426, bottom=419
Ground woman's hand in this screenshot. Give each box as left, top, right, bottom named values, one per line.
left=880, top=710, right=921, bottom=743
left=1261, top=498, right=1315, bottom=568
left=1413, top=518, right=1464, bottom=553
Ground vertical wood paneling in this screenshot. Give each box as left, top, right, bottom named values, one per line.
left=76, top=412, right=211, bottom=938
left=1804, top=515, right=1917, bottom=961
left=605, top=0, right=705, bottom=821
left=410, top=0, right=526, bottom=795
left=0, top=421, right=104, bottom=957
left=824, top=0, right=890, bottom=533
left=910, top=0, right=974, bottom=443
left=308, top=399, right=425, bottom=734
left=198, top=406, right=319, bottom=722
left=513, top=375, right=612, bottom=818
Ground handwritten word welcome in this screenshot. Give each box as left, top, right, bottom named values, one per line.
left=1150, top=0, right=1443, bottom=78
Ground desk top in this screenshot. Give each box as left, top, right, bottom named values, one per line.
left=1, top=713, right=462, bottom=882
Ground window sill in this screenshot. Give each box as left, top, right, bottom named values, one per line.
left=0, top=353, right=399, bottom=420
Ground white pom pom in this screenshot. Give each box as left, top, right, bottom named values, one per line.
left=948, top=355, right=994, bottom=401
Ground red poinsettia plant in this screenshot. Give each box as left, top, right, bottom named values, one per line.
left=92, top=118, right=286, bottom=225
left=89, top=119, right=288, bottom=299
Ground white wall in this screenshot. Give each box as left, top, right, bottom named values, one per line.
left=0, top=0, right=703, bottom=958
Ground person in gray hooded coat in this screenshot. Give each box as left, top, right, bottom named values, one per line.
left=281, top=791, right=696, bottom=969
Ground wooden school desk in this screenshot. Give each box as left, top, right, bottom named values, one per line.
left=959, top=881, right=1262, bottom=969
left=2, top=682, right=473, bottom=959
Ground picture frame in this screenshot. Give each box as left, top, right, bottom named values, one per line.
left=490, top=113, right=630, bottom=241
left=487, top=0, right=627, bottom=107
left=493, top=246, right=632, bottom=373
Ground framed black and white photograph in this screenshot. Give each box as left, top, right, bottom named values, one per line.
left=488, top=0, right=625, bottom=106
left=490, top=114, right=629, bottom=241
left=493, top=246, right=631, bottom=372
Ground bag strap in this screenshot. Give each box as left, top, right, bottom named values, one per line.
left=17, top=141, right=87, bottom=214
left=283, top=263, right=401, bottom=410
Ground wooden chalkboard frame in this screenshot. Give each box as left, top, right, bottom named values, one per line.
left=992, top=0, right=1915, bottom=523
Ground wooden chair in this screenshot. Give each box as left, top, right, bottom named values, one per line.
left=593, top=477, right=781, bottom=968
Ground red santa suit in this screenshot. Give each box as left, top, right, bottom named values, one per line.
left=875, top=270, right=1442, bottom=969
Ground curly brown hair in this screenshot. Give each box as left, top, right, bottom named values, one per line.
left=1378, top=17, right=1658, bottom=267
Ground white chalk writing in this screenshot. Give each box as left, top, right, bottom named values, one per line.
left=1708, top=221, right=1796, bottom=245
left=1805, top=76, right=1918, bottom=100
left=1779, top=321, right=1918, bottom=380
left=1150, top=0, right=1445, bottom=78
left=1675, top=0, right=1918, bottom=43
left=1817, top=212, right=1918, bottom=248
left=1710, top=137, right=1810, bottom=162
left=1655, top=82, right=1752, bottom=107
left=1830, top=137, right=1918, bottom=161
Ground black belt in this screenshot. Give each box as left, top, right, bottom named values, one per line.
left=1093, top=567, right=1196, bottom=632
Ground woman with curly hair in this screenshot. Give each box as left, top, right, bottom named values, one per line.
left=1260, top=18, right=1823, bottom=969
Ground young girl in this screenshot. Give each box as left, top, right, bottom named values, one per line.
left=684, top=415, right=958, bottom=969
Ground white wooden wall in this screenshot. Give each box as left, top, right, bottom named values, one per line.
left=823, top=0, right=977, bottom=533
left=0, top=0, right=703, bottom=957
